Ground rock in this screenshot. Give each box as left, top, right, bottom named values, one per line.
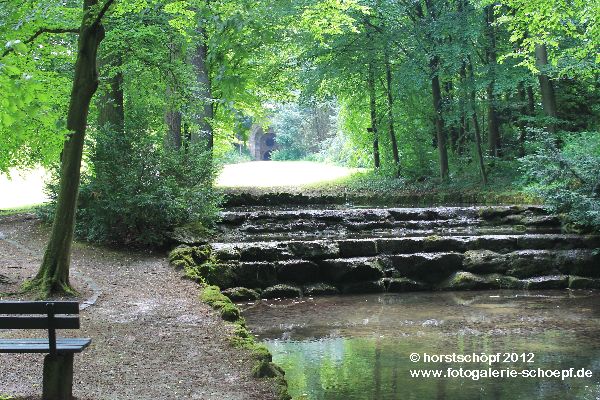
left=438, top=271, right=494, bottom=291
left=221, top=287, right=260, bottom=302
left=234, top=262, right=277, bottom=288
left=169, top=245, right=195, bottom=265
left=338, top=239, right=378, bottom=257
left=377, top=237, right=423, bottom=254
left=342, top=280, right=386, bottom=294
left=253, top=360, right=286, bottom=379
left=239, top=242, right=291, bottom=262
left=505, top=250, right=561, bottom=278
left=483, top=274, right=525, bottom=289
left=387, top=278, right=427, bottom=292
left=389, top=252, right=463, bottom=282
left=168, top=222, right=212, bottom=245
left=261, top=284, right=302, bottom=299
left=557, top=250, right=600, bottom=277
left=276, top=260, right=321, bottom=284
left=422, top=236, right=468, bottom=252
left=523, top=275, right=569, bottom=290
left=463, top=250, right=507, bottom=274
left=501, top=214, right=560, bottom=227
left=211, top=244, right=241, bottom=261
left=568, top=276, right=600, bottom=289
left=466, top=236, right=517, bottom=252
left=321, top=257, right=384, bottom=283
left=287, top=241, right=339, bottom=260
left=197, top=263, right=237, bottom=289
left=478, top=206, right=530, bottom=220
left=303, top=283, right=340, bottom=296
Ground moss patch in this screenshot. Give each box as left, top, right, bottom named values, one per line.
left=199, top=285, right=291, bottom=400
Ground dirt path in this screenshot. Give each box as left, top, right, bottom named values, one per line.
left=0, top=214, right=279, bottom=400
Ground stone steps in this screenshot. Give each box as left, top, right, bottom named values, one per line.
left=169, top=205, right=600, bottom=300
left=211, top=234, right=600, bottom=262
left=217, top=205, right=561, bottom=241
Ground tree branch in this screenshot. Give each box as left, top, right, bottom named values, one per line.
left=2, top=27, right=78, bottom=58
left=92, top=0, right=117, bottom=27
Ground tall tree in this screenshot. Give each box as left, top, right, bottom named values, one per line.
left=26, top=0, right=114, bottom=296
left=484, top=5, right=501, bottom=156
left=535, top=44, right=558, bottom=132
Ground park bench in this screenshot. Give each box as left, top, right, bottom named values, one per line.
left=0, top=301, right=91, bottom=400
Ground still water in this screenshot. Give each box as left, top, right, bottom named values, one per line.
left=241, top=291, right=600, bottom=400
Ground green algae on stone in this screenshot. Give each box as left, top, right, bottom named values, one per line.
left=261, top=284, right=302, bottom=299
left=222, top=287, right=261, bottom=302
left=303, top=283, right=340, bottom=296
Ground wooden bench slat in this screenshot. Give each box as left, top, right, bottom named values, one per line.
left=0, top=301, right=79, bottom=315
left=0, top=316, right=80, bottom=330
left=0, top=338, right=91, bottom=354
left=0, top=343, right=88, bottom=349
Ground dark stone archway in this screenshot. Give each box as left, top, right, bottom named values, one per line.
left=248, top=125, right=277, bottom=160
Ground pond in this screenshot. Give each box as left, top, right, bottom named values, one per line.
left=241, top=290, right=600, bottom=400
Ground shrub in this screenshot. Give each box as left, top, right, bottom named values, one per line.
left=42, top=128, right=222, bottom=247
left=521, top=129, right=600, bottom=232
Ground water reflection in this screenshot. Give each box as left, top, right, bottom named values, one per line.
left=242, top=291, right=600, bottom=400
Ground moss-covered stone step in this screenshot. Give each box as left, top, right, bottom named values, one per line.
left=199, top=248, right=598, bottom=290
left=211, top=234, right=600, bottom=262
left=220, top=205, right=549, bottom=226
left=216, top=206, right=560, bottom=242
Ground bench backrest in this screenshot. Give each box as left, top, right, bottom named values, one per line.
left=0, top=301, right=81, bottom=355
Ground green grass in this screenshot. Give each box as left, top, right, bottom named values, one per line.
left=0, top=203, right=43, bottom=216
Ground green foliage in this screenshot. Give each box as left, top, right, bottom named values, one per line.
left=42, top=131, right=221, bottom=247
left=521, top=130, right=600, bottom=232
left=270, top=102, right=337, bottom=161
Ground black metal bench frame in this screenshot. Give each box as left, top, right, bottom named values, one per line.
left=0, top=301, right=91, bottom=400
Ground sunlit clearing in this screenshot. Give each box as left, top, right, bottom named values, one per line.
left=217, top=161, right=363, bottom=188
left=0, top=168, right=49, bottom=209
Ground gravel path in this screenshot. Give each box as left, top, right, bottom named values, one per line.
left=0, top=214, right=279, bottom=400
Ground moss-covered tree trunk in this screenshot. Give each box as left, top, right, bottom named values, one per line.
left=29, top=0, right=110, bottom=297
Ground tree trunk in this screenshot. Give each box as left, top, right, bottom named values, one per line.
left=430, top=56, right=449, bottom=181
left=29, top=0, right=109, bottom=297
left=516, top=82, right=527, bottom=157
left=384, top=50, right=400, bottom=176
left=191, top=32, right=214, bottom=149
left=368, top=60, right=380, bottom=169
left=164, top=43, right=182, bottom=150
left=485, top=5, right=501, bottom=157
left=97, top=59, right=124, bottom=132
left=526, top=84, right=535, bottom=114
left=165, top=109, right=182, bottom=150
left=535, top=44, right=558, bottom=132
left=467, top=57, right=488, bottom=184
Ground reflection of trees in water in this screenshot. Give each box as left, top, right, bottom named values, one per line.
left=269, top=332, right=600, bottom=399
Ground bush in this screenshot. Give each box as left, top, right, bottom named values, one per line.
left=521, top=129, right=600, bottom=232
left=42, top=128, right=222, bottom=247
